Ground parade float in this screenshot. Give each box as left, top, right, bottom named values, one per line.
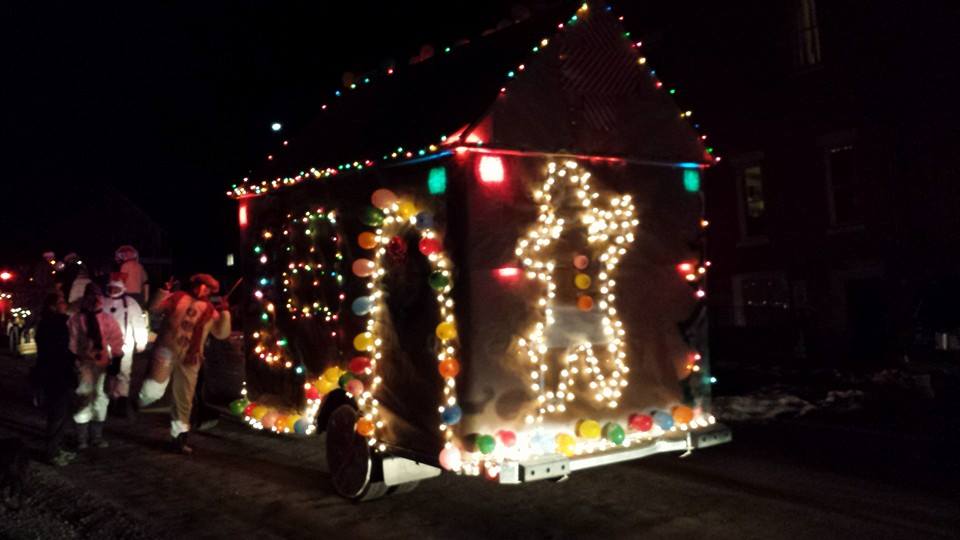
left=227, top=1, right=730, bottom=500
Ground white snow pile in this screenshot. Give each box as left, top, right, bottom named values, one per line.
left=712, top=390, right=817, bottom=422
left=712, top=387, right=866, bottom=423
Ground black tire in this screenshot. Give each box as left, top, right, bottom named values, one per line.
left=326, top=404, right=386, bottom=501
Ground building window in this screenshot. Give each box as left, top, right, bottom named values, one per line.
left=826, top=144, right=863, bottom=226
left=795, top=0, right=822, bottom=68
left=733, top=273, right=790, bottom=327
left=738, top=162, right=767, bottom=240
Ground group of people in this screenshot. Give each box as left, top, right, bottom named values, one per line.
left=30, top=246, right=232, bottom=466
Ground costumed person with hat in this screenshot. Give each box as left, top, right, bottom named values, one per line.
left=102, top=272, right=148, bottom=417
left=68, top=283, right=124, bottom=450
left=137, top=274, right=230, bottom=454
left=115, top=245, right=150, bottom=307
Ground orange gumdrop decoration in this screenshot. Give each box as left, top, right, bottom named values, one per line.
left=438, top=358, right=461, bottom=379
left=577, top=295, right=594, bottom=312
left=358, top=232, right=378, bottom=250
left=355, top=418, right=375, bottom=437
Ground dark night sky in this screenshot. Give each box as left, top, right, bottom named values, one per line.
left=2, top=0, right=595, bottom=273
left=3, top=1, right=955, bottom=275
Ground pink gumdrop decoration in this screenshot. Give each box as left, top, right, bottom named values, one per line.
left=370, top=188, right=398, bottom=209
left=573, top=254, right=590, bottom=270
left=352, top=259, right=375, bottom=277
left=345, top=378, right=364, bottom=395
left=439, top=446, right=462, bottom=470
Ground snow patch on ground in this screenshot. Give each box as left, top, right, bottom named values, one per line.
left=713, top=391, right=817, bottom=422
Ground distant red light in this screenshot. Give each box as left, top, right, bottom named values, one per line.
left=494, top=266, right=521, bottom=281
left=238, top=204, right=249, bottom=228
left=0, top=271, right=12, bottom=281
left=478, top=156, right=505, bottom=184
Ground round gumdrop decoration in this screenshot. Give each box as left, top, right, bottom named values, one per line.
left=476, top=434, right=497, bottom=455
left=251, top=405, right=268, bottom=421
left=345, top=379, right=364, bottom=396
left=418, top=237, right=442, bottom=256
left=397, top=200, right=417, bottom=220
left=628, top=413, right=654, bottom=432
left=229, top=398, right=249, bottom=416
left=495, top=429, right=517, bottom=448
left=348, top=356, right=371, bottom=374
left=274, top=416, right=289, bottom=432
left=355, top=418, right=375, bottom=437
left=653, top=410, right=674, bottom=430
left=576, top=419, right=602, bottom=440
left=574, top=273, right=592, bottom=290
left=441, top=405, right=462, bottom=425
left=439, top=446, right=462, bottom=470
left=304, top=385, right=320, bottom=400
left=293, top=417, right=310, bottom=434
left=351, top=296, right=373, bottom=316
left=555, top=433, right=576, bottom=456
left=261, top=410, right=278, bottom=428
left=428, top=271, right=450, bottom=290
left=438, top=358, right=460, bottom=378
left=672, top=405, right=694, bottom=425
left=361, top=206, right=384, bottom=227
left=337, top=372, right=354, bottom=388
left=242, top=402, right=257, bottom=417
left=353, top=332, right=374, bottom=351
left=315, top=377, right=338, bottom=395
left=322, top=366, right=343, bottom=383
left=415, top=211, right=434, bottom=230
left=577, top=295, right=594, bottom=312
left=603, top=422, right=626, bottom=445
left=357, top=232, right=378, bottom=250
left=435, top=321, right=457, bottom=341
left=573, top=254, right=590, bottom=270
left=352, top=259, right=375, bottom=278
left=370, top=188, right=398, bottom=209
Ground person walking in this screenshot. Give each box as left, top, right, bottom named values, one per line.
left=102, top=273, right=148, bottom=417
left=68, top=284, right=124, bottom=450
left=137, top=274, right=230, bottom=454
left=115, top=246, right=150, bottom=307
left=33, top=293, right=77, bottom=466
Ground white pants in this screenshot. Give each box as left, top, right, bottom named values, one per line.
left=108, top=350, right=135, bottom=398
left=74, top=364, right=108, bottom=424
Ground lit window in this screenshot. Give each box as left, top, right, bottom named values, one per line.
left=795, top=0, right=822, bottom=68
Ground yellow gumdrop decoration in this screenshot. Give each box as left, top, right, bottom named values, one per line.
left=397, top=200, right=417, bottom=220
left=353, top=332, right=374, bottom=351
left=274, top=416, right=289, bottom=432
left=322, top=366, right=343, bottom=383
left=574, top=273, right=592, bottom=290
left=436, top=321, right=457, bottom=341
left=576, top=419, right=602, bottom=440
left=250, top=405, right=268, bottom=421
left=556, top=433, right=576, bottom=457
left=316, top=378, right=338, bottom=395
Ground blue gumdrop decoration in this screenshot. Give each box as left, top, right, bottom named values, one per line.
left=294, top=418, right=310, bottom=434
left=351, top=296, right=373, bottom=316
left=415, top=211, right=434, bottom=230
left=652, top=410, right=674, bottom=430
left=441, top=405, right=462, bottom=425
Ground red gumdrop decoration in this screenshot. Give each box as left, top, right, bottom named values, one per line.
left=348, top=356, right=371, bottom=375
left=305, top=386, right=320, bottom=400
left=418, top=237, right=442, bottom=256
left=243, top=402, right=258, bottom=417
left=495, top=429, right=517, bottom=448
left=628, top=413, right=654, bottom=432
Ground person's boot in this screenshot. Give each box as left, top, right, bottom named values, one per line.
left=76, top=423, right=89, bottom=451
left=116, top=397, right=136, bottom=420
left=89, top=422, right=109, bottom=448
left=173, top=433, right=193, bottom=455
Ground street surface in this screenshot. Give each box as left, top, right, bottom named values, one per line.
left=0, top=351, right=957, bottom=539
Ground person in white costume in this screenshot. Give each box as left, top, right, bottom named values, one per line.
left=68, top=283, right=124, bottom=450
left=102, top=272, right=148, bottom=417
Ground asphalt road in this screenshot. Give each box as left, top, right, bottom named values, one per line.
left=1, top=351, right=957, bottom=540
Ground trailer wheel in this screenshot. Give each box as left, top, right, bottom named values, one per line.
left=326, top=403, right=386, bottom=501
